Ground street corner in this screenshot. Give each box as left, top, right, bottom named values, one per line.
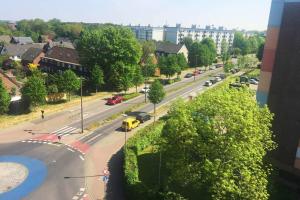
left=0, top=155, right=47, bottom=200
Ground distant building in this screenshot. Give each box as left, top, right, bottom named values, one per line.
left=10, top=37, right=34, bottom=45
left=164, top=24, right=235, bottom=54
left=40, top=46, right=86, bottom=75
left=128, top=25, right=164, bottom=41
left=0, top=43, right=45, bottom=61
left=257, top=0, right=300, bottom=176
left=155, top=42, right=188, bottom=61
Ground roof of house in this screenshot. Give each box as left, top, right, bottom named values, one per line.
left=45, top=46, right=80, bottom=65
left=1, top=43, right=45, bottom=57
left=11, top=36, right=34, bottom=44
left=44, top=41, right=75, bottom=50
left=21, top=47, right=43, bottom=62
left=155, top=42, right=185, bottom=54
left=0, top=35, right=11, bottom=44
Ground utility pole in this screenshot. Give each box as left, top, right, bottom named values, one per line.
left=194, top=55, right=198, bottom=81
left=80, top=77, right=83, bottom=133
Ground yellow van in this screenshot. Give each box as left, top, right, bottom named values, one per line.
left=122, top=118, right=140, bottom=131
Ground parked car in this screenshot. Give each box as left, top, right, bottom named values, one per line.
left=204, top=80, right=212, bottom=87
left=240, top=76, right=249, bottom=83
left=215, top=77, right=222, bottom=82
left=106, top=95, right=124, bottom=105
left=249, top=79, right=259, bottom=85
left=185, top=73, right=193, bottom=78
left=122, top=117, right=140, bottom=131
left=218, top=73, right=226, bottom=79
left=216, top=64, right=224, bottom=68
left=209, top=66, right=216, bottom=70
left=136, top=112, right=151, bottom=123
left=210, top=79, right=217, bottom=84
left=140, top=86, right=150, bottom=93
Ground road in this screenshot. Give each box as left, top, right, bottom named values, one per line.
left=0, top=68, right=223, bottom=200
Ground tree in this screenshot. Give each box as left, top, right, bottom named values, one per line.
left=232, top=32, right=250, bottom=56
left=77, top=25, right=142, bottom=90
left=132, top=66, right=144, bottom=93
left=221, top=39, right=229, bottom=64
left=148, top=80, right=165, bottom=122
left=159, top=55, right=180, bottom=79
left=142, top=56, right=157, bottom=78
left=141, top=41, right=156, bottom=64
left=180, top=37, right=193, bottom=52
left=21, top=75, right=47, bottom=107
left=224, top=61, right=234, bottom=73
left=256, top=43, right=265, bottom=61
left=201, top=38, right=217, bottom=64
left=60, top=70, right=80, bottom=101
left=90, top=65, right=104, bottom=93
left=0, top=79, right=11, bottom=114
left=188, top=42, right=202, bottom=67
left=177, top=53, right=188, bottom=71
left=162, top=87, right=276, bottom=200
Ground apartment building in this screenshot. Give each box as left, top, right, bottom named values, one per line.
left=128, top=25, right=164, bottom=41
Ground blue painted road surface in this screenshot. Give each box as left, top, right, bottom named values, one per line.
left=0, top=156, right=47, bottom=200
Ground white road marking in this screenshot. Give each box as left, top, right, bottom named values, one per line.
left=67, top=148, right=75, bottom=152
left=21, top=141, right=26, bottom=143
left=79, top=155, right=84, bottom=161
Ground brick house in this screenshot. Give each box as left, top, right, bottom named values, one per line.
left=21, top=47, right=45, bottom=67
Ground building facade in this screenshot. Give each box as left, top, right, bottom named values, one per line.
left=257, top=0, right=300, bottom=175
left=128, top=25, right=164, bottom=41
left=128, top=24, right=240, bottom=54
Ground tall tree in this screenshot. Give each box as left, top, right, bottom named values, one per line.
left=180, top=37, right=193, bottom=52
left=256, top=43, right=265, bottom=61
left=201, top=38, right=217, bottom=65
left=221, top=39, right=229, bottom=64
left=233, top=32, right=250, bottom=56
left=177, top=53, right=188, bottom=71
left=132, top=66, right=144, bottom=93
left=142, top=56, right=157, bottom=78
left=162, top=87, right=276, bottom=200
left=188, top=42, right=202, bottom=67
left=159, top=55, right=180, bottom=79
left=21, top=75, right=47, bottom=107
left=77, top=25, right=142, bottom=90
left=148, top=80, right=165, bottom=122
left=109, top=61, right=134, bottom=93
left=60, top=70, right=80, bottom=101
left=0, top=79, right=11, bottom=114
left=141, top=41, right=156, bottom=64
left=90, top=65, right=104, bottom=93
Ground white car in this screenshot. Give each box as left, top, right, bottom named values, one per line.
left=215, top=77, right=222, bottom=82
left=140, top=86, right=150, bottom=93
left=249, top=79, right=259, bottom=85
left=204, top=81, right=212, bottom=87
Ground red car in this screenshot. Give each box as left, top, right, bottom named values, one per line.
left=106, top=95, right=124, bottom=105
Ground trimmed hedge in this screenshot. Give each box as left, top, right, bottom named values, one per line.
left=124, top=121, right=165, bottom=200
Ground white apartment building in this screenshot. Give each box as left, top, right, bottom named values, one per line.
left=128, top=25, right=164, bottom=41
left=164, top=24, right=235, bottom=54
left=128, top=24, right=253, bottom=54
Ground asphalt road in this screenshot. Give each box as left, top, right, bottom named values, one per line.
left=0, top=142, right=85, bottom=200
left=0, top=68, right=223, bottom=200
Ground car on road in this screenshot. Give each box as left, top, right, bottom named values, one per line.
left=106, top=95, right=124, bottom=105
left=209, top=66, right=216, bottom=70
left=185, top=73, right=194, bottom=78
left=136, top=112, right=151, bottom=123
left=210, top=79, right=217, bottom=84
left=215, top=77, right=222, bottom=82
left=140, top=86, right=150, bottom=93
left=204, top=80, right=212, bottom=87
left=122, top=117, right=140, bottom=131
left=216, top=64, right=224, bottom=68
left=218, top=73, right=226, bottom=79
left=249, top=78, right=259, bottom=85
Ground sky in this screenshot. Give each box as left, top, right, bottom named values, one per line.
left=1, top=0, right=272, bottom=31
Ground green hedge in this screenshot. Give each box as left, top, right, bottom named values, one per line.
left=124, top=121, right=165, bottom=200
left=123, top=93, right=140, bottom=101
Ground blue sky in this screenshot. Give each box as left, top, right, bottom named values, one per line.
left=2, top=0, right=272, bottom=30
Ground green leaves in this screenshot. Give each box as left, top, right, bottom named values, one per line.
left=162, top=86, right=276, bottom=200
left=0, top=79, right=11, bottom=114
left=148, top=80, right=165, bottom=105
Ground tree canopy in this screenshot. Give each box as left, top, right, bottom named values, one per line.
left=0, top=79, right=11, bottom=114
left=77, top=25, right=142, bottom=90
left=161, top=87, right=276, bottom=200
left=159, top=55, right=181, bottom=79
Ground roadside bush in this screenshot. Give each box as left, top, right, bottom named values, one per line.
left=123, top=93, right=139, bottom=101
left=124, top=121, right=165, bottom=200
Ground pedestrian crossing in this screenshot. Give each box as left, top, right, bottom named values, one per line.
left=52, top=126, right=78, bottom=137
